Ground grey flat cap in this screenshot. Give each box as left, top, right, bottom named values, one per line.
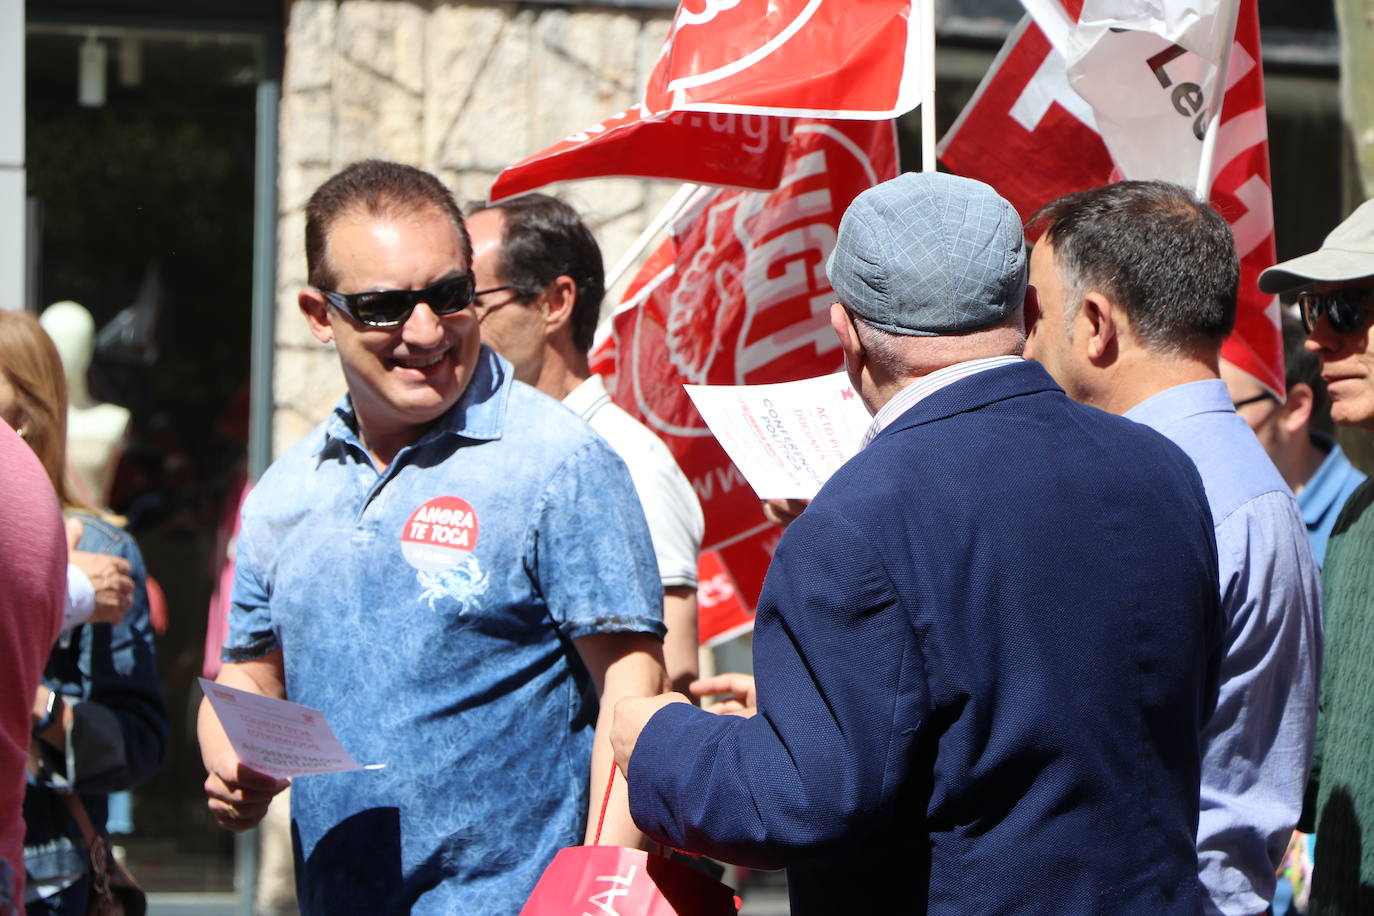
left=1259, top=198, right=1374, bottom=294
left=826, top=172, right=1027, bottom=336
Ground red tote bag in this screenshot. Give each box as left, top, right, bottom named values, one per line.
left=520, top=767, right=740, bottom=916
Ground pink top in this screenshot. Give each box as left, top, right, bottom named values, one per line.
left=0, top=421, right=66, bottom=908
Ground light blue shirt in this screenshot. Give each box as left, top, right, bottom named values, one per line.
left=224, top=347, right=663, bottom=915
left=1128, top=379, right=1323, bottom=916
left=1298, top=434, right=1366, bottom=567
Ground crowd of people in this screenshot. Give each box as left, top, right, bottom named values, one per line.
left=2, top=156, right=1373, bottom=916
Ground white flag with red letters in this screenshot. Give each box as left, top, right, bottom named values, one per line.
left=940, top=0, right=1283, bottom=397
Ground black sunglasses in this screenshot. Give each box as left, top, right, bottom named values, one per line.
left=1299, top=287, right=1374, bottom=335
left=321, top=272, right=476, bottom=328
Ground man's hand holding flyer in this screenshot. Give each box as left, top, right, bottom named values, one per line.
left=198, top=678, right=380, bottom=778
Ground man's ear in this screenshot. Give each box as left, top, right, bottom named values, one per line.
left=829, top=302, right=863, bottom=374
left=542, top=275, right=578, bottom=336
left=1023, top=284, right=1042, bottom=336
left=1022, top=285, right=1043, bottom=359
left=1079, top=292, right=1119, bottom=364
left=1282, top=382, right=1315, bottom=434
left=299, top=290, right=334, bottom=344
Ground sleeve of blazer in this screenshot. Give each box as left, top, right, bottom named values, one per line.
left=626, top=502, right=930, bottom=868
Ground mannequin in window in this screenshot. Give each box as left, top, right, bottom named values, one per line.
left=38, top=302, right=130, bottom=508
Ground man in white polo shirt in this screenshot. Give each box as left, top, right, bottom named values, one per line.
left=468, top=194, right=705, bottom=693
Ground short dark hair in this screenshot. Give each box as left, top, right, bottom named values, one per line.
left=1028, top=180, right=1238, bottom=354
left=469, top=194, right=605, bottom=353
left=305, top=160, right=471, bottom=290
left=1282, top=313, right=1330, bottom=426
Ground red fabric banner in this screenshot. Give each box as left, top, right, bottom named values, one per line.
left=491, top=0, right=922, bottom=200
left=589, top=120, right=899, bottom=642
left=491, top=110, right=794, bottom=203
left=642, top=0, right=924, bottom=119
left=940, top=0, right=1283, bottom=397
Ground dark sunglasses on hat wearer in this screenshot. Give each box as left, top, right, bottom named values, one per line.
left=1297, top=288, right=1374, bottom=336
left=1260, top=199, right=1374, bottom=330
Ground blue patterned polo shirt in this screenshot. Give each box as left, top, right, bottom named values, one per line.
left=223, top=347, right=663, bottom=915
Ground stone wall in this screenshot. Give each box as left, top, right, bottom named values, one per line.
left=273, top=0, right=675, bottom=453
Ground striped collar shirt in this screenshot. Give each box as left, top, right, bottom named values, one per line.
left=860, top=355, right=1024, bottom=450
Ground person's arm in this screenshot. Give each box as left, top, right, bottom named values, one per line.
left=689, top=673, right=757, bottom=717
left=662, top=586, right=699, bottom=697
left=574, top=632, right=668, bottom=847
left=614, top=504, right=928, bottom=869
left=32, top=520, right=168, bottom=793
left=760, top=498, right=809, bottom=529
left=31, top=684, right=71, bottom=749
left=68, top=552, right=133, bottom=625
left=532, top=438, right=668, bottom=843
left=1197, top=495, right=1323, bottom=906
left=64, top=517, right=133, bottom=628
left=197, top=651, right=291, bottom=831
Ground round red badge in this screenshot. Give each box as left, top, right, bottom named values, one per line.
left=400, top=496, right=480, bottom=573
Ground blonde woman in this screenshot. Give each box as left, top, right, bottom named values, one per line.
left=0, top=310, right=167, bottom=915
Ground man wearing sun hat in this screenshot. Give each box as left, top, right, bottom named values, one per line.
left=1260, top=199, right=1374, bottom=916
left=610, top=171, right=1224, bottom=914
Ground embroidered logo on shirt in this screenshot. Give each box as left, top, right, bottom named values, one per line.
left=417, top=558, right=491, bottom=613
left=403, top=496, right=490, bottom=612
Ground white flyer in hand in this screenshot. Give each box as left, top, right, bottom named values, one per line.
left=684, top=372, right=871, bottom=500
left=199, top=678, right=376, bottom=777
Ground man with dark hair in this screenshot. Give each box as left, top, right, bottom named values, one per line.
left=1026, top=179, right=1322, bottom=916
left=1221, top=316, right=1366, bottom=566
left=1259, top=198, right=1374, bottom=916
left=467, top=194, right=704, bottom=694
left=196, top=161, right=667, bottom=913
left=610, top=173, right=1223, bottom=914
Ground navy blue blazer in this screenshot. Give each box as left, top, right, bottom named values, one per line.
left=628, top=361, right=1223, bottom=914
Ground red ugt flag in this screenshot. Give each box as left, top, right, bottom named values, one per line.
left=940, top=0, right=1284, bottom=397
left=492, top=110, right=796, bottom=202
left=590, top=119, right=899, bottom=643
left=492, top=0, right=922, bottom=201
left=643, top=0, right=924, bottom=119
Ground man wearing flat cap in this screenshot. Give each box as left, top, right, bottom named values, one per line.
left=611, top=172, right=1224, bottom=914
left=1259, top=199, right=1374, bottom=916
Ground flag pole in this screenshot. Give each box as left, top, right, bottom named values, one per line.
left=1194, top=0, right=1245, bottom=198
left=921, top=0, right=937, bottom=171
left=604, top=182, right=699, bottom=293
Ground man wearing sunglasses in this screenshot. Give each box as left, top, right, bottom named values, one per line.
left=196, top=160, right=667, bottom=914
left=1221, top=317, right=1366, bottom=568
left=1023, top=180, right=1322, bottom=916
left=465, top=194, right=705, bottom=697
left=1259, top=198, right=1374, bottom=916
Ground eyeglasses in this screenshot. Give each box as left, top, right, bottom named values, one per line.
left=320, top=272, right=476, bottom=328
left=475, top=285, right=517, bottom=299
left=1232, top=392, right=1275, bottom=410
left=472, top=285, right=532, bottom=322
left=1299, top=287, right=1374, bottom=335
